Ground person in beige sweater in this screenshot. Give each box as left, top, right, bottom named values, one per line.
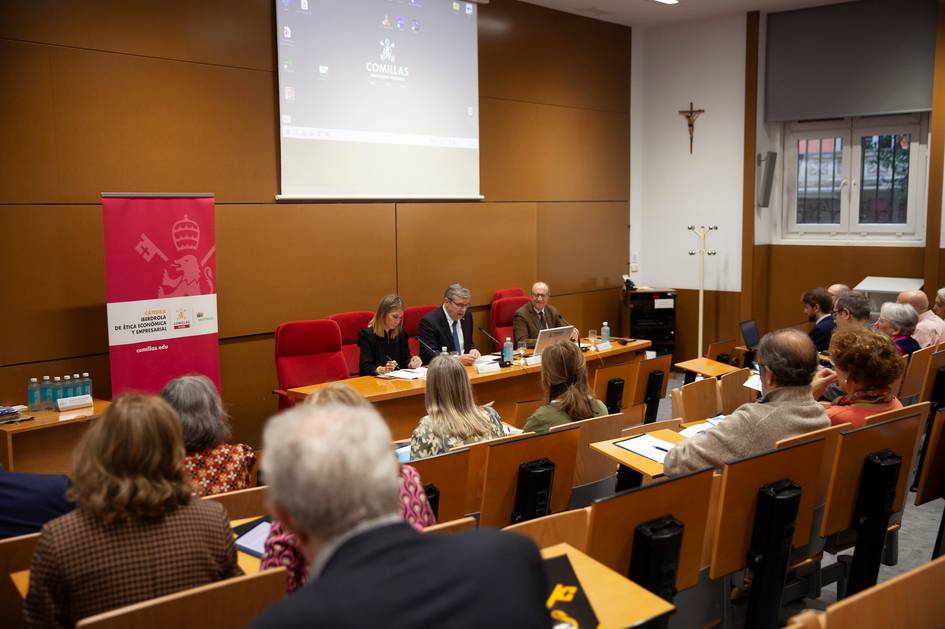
left=664, top=329, right=829, bottom=476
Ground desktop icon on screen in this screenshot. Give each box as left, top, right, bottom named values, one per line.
left=452, top=2, right=460, bottom=11
left=283, top=25, right=292, bottom=39
left=382, top=14, right=392, bottom=28
left=395, top=16, right=406, bottom=29
left=465, top=3, right=474, bottom=15
left=300, top=0, right=308, bottom=9
left=280, top=0, right=291, bottom=7
left=410, top=19, right=420, bottom=33
left=284, top=86, right=295, bottom=102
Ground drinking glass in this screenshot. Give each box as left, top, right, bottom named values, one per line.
left=588, top=329, right=598, bottom=347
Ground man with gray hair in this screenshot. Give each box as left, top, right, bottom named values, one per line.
left=664, top=329, right=829, bottom=476
left=896, top=290, right=945, bottom=348
left=513, top=281, right=579, bottom=349
left=418, top=283, right=481, bottom=365
left=248, top=404, right=549, bottom=629
left=832, top=290, right=871, bottom=333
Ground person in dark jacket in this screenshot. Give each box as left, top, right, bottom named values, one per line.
left=0, top=465, right=73, bottom=539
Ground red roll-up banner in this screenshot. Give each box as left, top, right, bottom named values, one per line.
left=102, top=195, right=220, bottom=395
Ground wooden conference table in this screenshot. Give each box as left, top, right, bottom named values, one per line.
left=0, top=400, right=110, bottom=474
left=289, top=340, right=651, bottom=440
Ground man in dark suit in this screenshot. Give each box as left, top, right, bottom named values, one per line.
left=513, top=281, right=579, bottom=349
left=418, top=283, right=481, bottom=365
left=249, top=404, right=550, bottom=629
left=802, top=287, right=835, bottom=352
left=0, top=464, right=74, bottom=538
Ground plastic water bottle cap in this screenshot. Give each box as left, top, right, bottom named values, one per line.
left=64, top=375, right=71, bottom=380
left=73, top=374, right=80, bottom=379
left=54, top=377, right=61, bottom=381
left=82, top=372, right=89, bottom=377
left=30, top=378, right=38, bottom=383
left=506, top=337, right=511, bottom=341
left=603, top=321, right=609, bottom=326
left=43, top=376, right=50, bottom=380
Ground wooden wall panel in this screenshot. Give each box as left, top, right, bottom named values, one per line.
left=674, top=290, right=742, bottom=362
left=479, top=0, right=630, bottom=113
left=2, top=205, right=107, bottom=366
left=480, top=98, right=629, bottom=202
left=220, top=337, right=277, bottom=448
left=0, top=0, right=272, bottom=71
left=0, top=41, right=58, bottom=204
left=0, top=42, right=278, bottom=205
left=765, top=245, right=924, bottom=331
left=216, top=203, right=396, bottom=338
left=396, top=202, right=537, bottom=308
left=537, top=202, right=629, bottom=294
left=0, top=355, right=111, bottom=409
left=550, top=289, right=622, bottom=339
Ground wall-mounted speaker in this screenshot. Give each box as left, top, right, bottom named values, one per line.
left=758, top=151, right=777, bottom=208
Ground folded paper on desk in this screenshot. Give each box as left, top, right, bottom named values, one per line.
left=381, top=367, right=428, bottom=380
left=743, top=373, right=763, bottom=392
left=503, top=424, right=523, bottom=435
left=679, top=424, right=711, bottom=438
left=615, top=434, right=676, bottom=463
left=235, top=517, right=272, bottom=558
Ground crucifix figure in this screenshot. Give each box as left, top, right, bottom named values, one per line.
left=678, top=101, right=705, bottom=154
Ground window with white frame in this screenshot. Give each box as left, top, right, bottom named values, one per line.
left=781, top=114, right=928, bottom=242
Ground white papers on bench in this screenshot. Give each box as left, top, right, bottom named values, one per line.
left=614, top=434, right=676, bottom=463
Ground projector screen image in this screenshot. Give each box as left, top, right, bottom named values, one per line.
left=275, top=0, right=480, bottom=199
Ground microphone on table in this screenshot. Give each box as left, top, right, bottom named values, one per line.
left=416, top=336, right=442, bottom=360
left=479, top=328, right=512, bottom=368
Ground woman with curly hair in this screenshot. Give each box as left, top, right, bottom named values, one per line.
left=816, top=328, right=904, bottom=427
left=25, top=395, right=240, bottom=627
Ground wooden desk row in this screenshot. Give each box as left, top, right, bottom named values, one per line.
left=289, top=339, right=651, bottom=440
left=0, top=400, right=110, bottom=474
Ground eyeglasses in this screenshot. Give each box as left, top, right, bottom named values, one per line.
left=449, top=299, right=470, bottom=310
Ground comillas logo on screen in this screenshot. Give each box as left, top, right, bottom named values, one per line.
left=365, top=38, right=410, bottom=80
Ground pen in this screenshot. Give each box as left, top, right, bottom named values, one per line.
left=652, top=445, right=669, bottom=453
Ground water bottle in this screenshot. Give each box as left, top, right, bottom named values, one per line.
left=73, top=374, right=81, bottom=393
left=28, top=378, right=41, bottom=411
left=41, top=376, right=53, bottom=410
left=63, top=375, right=73, bottom=398
left=601, top=321, right=611, bottom=343
left=52, top=377, right=63, bottom=403
left=503, top=337, right=513, bottom=363
left=82, top=372, right=93, bottom=397
left=441, top=346, right=448, bottom=356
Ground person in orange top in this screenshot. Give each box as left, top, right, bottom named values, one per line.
left=160, top=375, right=256, bottom=496
left=813, top=328, right=904, bottom=428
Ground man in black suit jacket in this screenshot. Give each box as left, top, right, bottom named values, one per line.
left=0, top=464, right=73, bottom=538
left=418, top=283, right=481, bottom=365
left=802, top=287, right=835, bottom=352
left=249, top=404, right=550, bottom=629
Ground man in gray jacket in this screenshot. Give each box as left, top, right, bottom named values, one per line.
left=664, top=328, right=829, bottom=476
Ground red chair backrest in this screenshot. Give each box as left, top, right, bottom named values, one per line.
left=404, top=305, right=436, bottom=356
left=274, top=320, right=348, bottom=408
left=492, top=287, right=524, bottom=302
left=328, top=311, right=373, bottom=376
left=491, top=296, right=529, bottom=351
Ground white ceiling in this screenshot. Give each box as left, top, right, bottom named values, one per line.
left=517, top=0, right=856, bottom=27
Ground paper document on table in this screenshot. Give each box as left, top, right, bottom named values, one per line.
left=743, top=374, right=763, bottom=391
left=502, top=424, right=523, bottom=435
left=706, top=415, right=726, bottom=426
left=475, top=355, right=498, bottom=364
left=395, top=444, right=411, bottom=463
left=614, top=434, right=676, bottom=463
left=387, top=367, right=427, bottom=380
left=679, top=424, right=712, bottom=438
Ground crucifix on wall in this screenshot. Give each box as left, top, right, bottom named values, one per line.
left=678, top=102, right=705, bottom=154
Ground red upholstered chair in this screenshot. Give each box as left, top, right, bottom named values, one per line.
left=273, top=319, right=348, bottom=410
left=404, top=305, right=436, bottom=356
left=491, top=296, right=529, bottom=351
left=492, top=287, right=525, bottom=302
left=328, top=310, right=373, bottom=376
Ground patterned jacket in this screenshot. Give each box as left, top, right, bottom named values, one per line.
left=409, top=407, right=504, bottom=460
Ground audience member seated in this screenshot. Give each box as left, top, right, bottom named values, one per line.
left=812, top=329, right=903, bottom=428
left=248, top=403, right=549, bottom=629
left=358, top=294, right=422, bottom=376
left=0, top=465, right=73, bottom=539
left=897, top=289, right=945, bottom=348
left=934, top=287, right=945, bottom=320
left=827, top=283, right=850, bottom=306
left=832, top=290, right=871, bottom=332
left=409, top=356, right=504, bottom=459
left=802, top=287, right=835, bottom=352
left=261, top=383, right=435, bottom=593
left=523, top=340, right=608, bottom=433
left=664, top=329, right=829, bottom=476
left=160, top=375, right=256, bottom=497
left=512, top=281, right=579, bottom=349
left=874, top=302, right=921, bottom=358
left=25, top=395, right=241, bottom=627
left=417, top=283, right=481, bottom=366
